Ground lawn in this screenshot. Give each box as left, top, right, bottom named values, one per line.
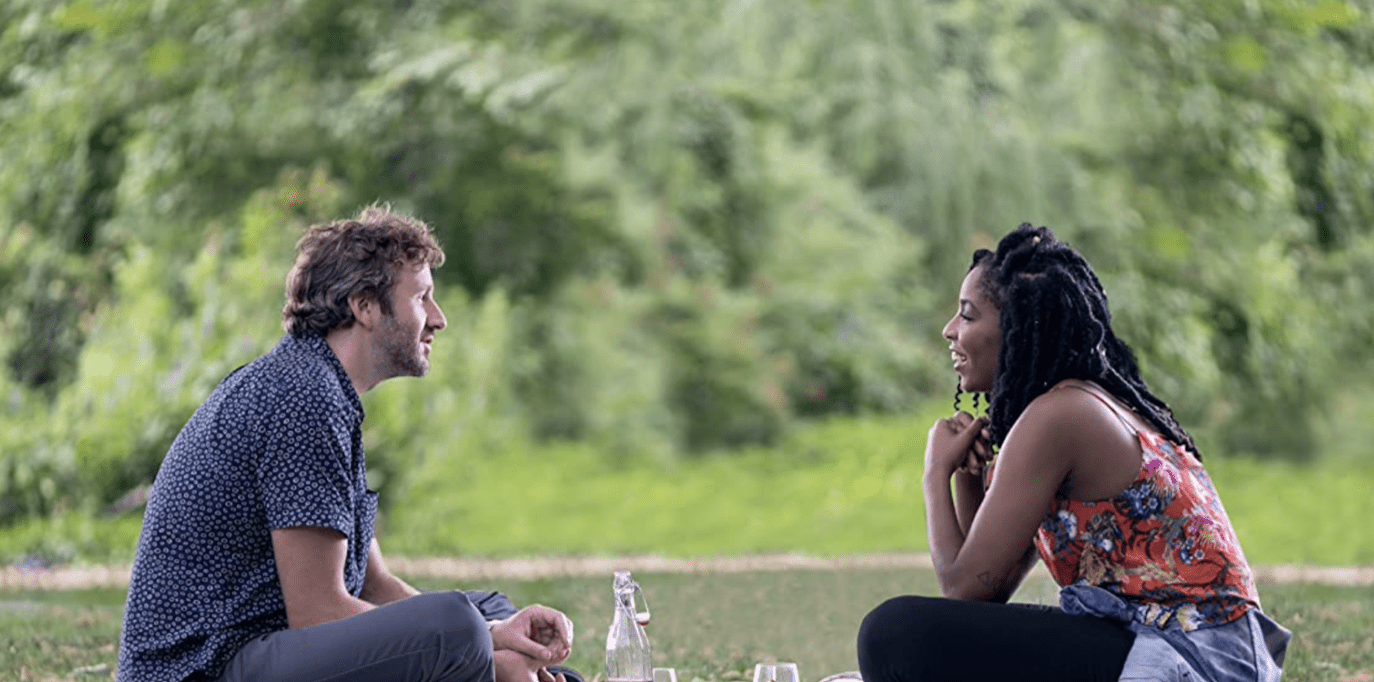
left=3, top=567, right=1371, bottom=682
left=383, top=409, right=1374, bottom=566
left=4, top=408, right=1371, bottom=681
left=7, top=412, right=1372, bottom=570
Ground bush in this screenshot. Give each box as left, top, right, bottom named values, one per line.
left=1, top=172, right=338, bottom=516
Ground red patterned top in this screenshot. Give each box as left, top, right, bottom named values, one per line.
left=1031, top=388, right=1261, bottom=632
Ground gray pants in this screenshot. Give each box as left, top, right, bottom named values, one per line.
left=215, top=591, right=496, bottom=682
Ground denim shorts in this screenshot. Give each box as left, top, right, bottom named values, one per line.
left=1119, top=608, right=1289, bottom=682
left=1060, top=583, right=1291, bottom=682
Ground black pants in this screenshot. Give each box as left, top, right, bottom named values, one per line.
left=857, top=595, right=1136, bottom=682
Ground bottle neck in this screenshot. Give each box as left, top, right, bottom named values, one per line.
left=616, top=588, right=636, bottom=614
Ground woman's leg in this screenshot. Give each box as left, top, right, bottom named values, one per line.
left=857, top=595, right=1134, bottom=682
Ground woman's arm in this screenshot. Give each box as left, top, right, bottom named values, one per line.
left=952, top=470, right=984, bottom=537
left=924, top=394, right=1086, bottom=602
left=951, top=413, right=993, bottom=535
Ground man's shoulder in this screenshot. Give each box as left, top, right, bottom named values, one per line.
left=226, top=336, right=345, bottom=403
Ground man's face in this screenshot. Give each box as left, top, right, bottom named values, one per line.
left=376, top=262, right=446, bottom=379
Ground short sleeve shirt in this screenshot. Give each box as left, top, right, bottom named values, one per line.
left=118, top=334, right=378, bottom=682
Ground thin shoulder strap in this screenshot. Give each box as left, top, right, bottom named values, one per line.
left=1051, top=382, right=1139, bottom=436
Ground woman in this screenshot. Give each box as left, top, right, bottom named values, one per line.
left=857, top=225, right=1290, bottom=681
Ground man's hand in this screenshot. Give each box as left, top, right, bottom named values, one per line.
left=494, top=650, right=569, bottom=682
left=491, top=605, right=574, bottom=664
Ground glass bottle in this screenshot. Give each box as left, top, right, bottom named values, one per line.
left=605, top=571, right=652, bottom=682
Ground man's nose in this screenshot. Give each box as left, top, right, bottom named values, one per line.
left=429, top=301, right=447, bottom=330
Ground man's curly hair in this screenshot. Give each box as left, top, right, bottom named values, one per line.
left=282, top=204, right=445, bottom=337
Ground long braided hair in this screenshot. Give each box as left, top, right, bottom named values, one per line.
left=960, top=223, right=1201, bottom=459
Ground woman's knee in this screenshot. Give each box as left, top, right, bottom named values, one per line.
left=858, top=596, right=946, bottom=677
left=861, top=596, right=943, bottom=644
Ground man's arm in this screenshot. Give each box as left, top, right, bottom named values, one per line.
left=359, top=538, right=421, bottom=606
left=271, top=527, right=380, bottom=629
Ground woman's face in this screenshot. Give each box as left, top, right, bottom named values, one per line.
left=942, top=265, right=1001, bottom=394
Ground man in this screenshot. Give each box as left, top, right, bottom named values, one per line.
left=118, top=206, right=576, bottom=682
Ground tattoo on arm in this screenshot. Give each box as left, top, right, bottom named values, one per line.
left=976, top=571, right=1005, bottom=592
left=974, top=547, right=1038, bottom=600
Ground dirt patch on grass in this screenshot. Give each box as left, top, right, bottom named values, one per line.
left=4, top=554, right=1372, bottom=591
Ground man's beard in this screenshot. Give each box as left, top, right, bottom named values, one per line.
left=378, top=314, right=428, bottom=378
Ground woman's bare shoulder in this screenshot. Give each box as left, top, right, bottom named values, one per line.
left=1016, top=381, right=1117, bottom=433
left=1009, top=380, right=1144, bottom=498
left=1005, top=382, right=1140, bottom=462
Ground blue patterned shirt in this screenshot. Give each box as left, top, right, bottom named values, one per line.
left=118, top=334, right=377, bottom=682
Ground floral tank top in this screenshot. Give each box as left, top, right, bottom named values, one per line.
left=1032, top=385, right=1261, bottom=632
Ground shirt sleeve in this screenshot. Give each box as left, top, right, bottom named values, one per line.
left=255, top=383, right=356, bottom=539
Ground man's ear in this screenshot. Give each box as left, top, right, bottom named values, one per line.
left=349, top=294, right=379, bottom=330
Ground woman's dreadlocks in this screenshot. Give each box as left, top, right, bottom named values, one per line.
left=959, top=223, right=1201, bottom=459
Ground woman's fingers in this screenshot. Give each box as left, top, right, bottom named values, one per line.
left=963, top=426, right=994, bottom=471
left=958, top=448, right=984, bottom=475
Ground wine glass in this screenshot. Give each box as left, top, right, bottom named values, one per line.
left=753, top=663, right=800, bottom=682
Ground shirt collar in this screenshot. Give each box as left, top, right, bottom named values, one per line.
left=284, top=333, right=365, bottom=421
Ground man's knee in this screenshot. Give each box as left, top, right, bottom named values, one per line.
left=403, top=591, right=493, bottom=681
left=422, top=591, right=492, bottom=646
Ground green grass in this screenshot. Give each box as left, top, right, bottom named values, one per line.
left=385, top=412, right=948, bottom=559
left=385, top=403, right=1374, bottom=565
left=1, top=588, right=126, bottom=680
left=2, top=569, right=1370, bottom=682
left=1207, top=456, right=1374, bottom=566
left=4, top=409, right=1374, bottom=567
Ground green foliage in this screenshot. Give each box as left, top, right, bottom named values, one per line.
left=4, top=0, right=1374, bottom=524
left=0, top=170, right=343, bottom=516
left=0, top=223, right=104, bottom=393
left=0, top=512, right=142, bottom=567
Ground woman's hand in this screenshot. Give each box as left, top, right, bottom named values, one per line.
left=925, top=412, right=990, bottom=481
left=952, top=412, right=994, bottom=478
